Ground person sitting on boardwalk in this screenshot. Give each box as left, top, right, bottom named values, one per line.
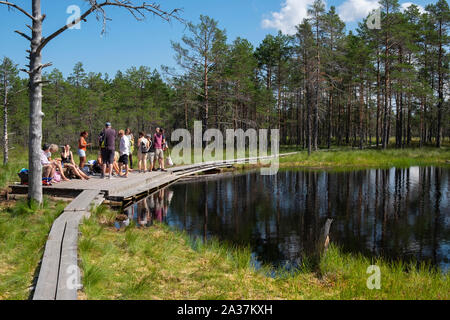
left=96, top=150, right=121, bottom=176
left=137, top=131, right=149, bottom=173
left=113, top=151, right=121, bottom=176
left=61, top=144, right=90, bottom=180
left=48, top=144, right=70, bottom=181
left=78, top=131, right=91, bottom=170
left=41, top=144, right=55, bottom=184
left=93, top=151, right=103, bottom=174
left=153, top=128, right=167, bottom=172
left=118, top=130, right=130, bottom=178
left=100, top=122, right=116, bottom=179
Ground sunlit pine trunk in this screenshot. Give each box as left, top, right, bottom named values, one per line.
left=28, top=0, right=44, bottom=203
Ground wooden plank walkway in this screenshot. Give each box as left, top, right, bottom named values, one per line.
left=10, top=153, right=297, bottom=201
left=33, top=190, right=104, bottom=300
left=25, top=153, right=296, bottom=300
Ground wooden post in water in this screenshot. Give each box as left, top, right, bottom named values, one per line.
left=321, top=219, right=333, bottom=256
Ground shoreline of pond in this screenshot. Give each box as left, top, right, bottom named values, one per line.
left=77, top=205, right=450, bottom=299
left=119, top=166, right=449, bottom=274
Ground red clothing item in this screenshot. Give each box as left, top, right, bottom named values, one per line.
left=153, top=133, right=163, bottom=149
left=79, top=137, right=87, bottom=151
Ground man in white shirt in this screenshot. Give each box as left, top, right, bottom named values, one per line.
left=118, top=130, right=130, bottom=178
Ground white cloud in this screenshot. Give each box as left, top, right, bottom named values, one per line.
left=263, top=0, right=426, bottom=34
left=337, top=0, right=379, bottom=22
left=262, top=0, right=315, bottom=35
left=400, top=2, right=425, bottom=14
left=337, top=0, right=425, bottom=23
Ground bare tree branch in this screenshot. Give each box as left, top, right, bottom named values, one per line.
left=37, top=0, right=183, bottom=54
left=0, top=1, right=36, bottom=21
left=14, top=30, right=31, bottom=41
left=40, top=62, right=53, bottom=69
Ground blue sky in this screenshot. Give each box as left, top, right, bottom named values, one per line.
left=0, top=0, right=435, bottom=78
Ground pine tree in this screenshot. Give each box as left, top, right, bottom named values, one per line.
left=426, top=0, right=449, bottom=147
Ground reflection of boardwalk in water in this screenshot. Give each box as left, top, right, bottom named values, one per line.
left=135, top=167, right=449, bottom=272
left=119, top=188, right=174, bottom=229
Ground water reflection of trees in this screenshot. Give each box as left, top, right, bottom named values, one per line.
left=135, top=168, right=449, bottom=271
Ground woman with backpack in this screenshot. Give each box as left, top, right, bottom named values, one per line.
left=137, top=131, right=150, bottom=173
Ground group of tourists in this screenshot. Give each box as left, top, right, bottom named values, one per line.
left=38, top=122, right=169, bottom=185
left=98, top=122, right=168, bottom=179
left=136, top=127, right=167, bottom=174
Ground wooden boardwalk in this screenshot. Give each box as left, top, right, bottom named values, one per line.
left=33, top=190, right=104, bottom=300
left=21, top=153, right=296, bottom=300
left=10, top=153, right=296, bottom=203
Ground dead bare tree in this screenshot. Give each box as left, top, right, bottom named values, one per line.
left=0, top=0, right=182, bottom=203
left=0, top=57, right=22, bottom=165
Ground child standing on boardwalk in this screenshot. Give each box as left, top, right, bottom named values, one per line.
left=118, top=130, right=130, bottom=178
left=125, top=128, right=134, bottom=169
left=137, top=132, right=150, bottom=173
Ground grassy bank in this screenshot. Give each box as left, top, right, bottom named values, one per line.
left=2, top=147, right=449, bottom=190
left=79, top=207, right=449, bottom=300
left=275, top=147, right=450, bottom=169
left=0, top=199, right=65, bottom=299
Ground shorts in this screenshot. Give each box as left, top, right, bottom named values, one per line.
left=138, top=151, right=147, bottom=162
left=155, top=148, right=164, bottom=160
left=119, top=154, right=129, bottom=165
left=148, top=152, right=155, bottom=165
left=78, top=149, right=86, bottom=157
left=101, top=149, right=115, bottom=165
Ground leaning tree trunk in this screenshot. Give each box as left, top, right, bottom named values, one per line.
left=28, top=0, right=44, bottom=203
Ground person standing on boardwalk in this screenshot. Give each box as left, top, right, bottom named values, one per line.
left=78, top=131, right=91, bottom=170
left=146, top=133, right=156, bottom=172
left=125, top=128, right=134, bottom=169
left=100, top=122, right=116, bottom=179
left=118, top=130, right=130, bottom=178
left=137, top=131, right=150, bottom=173
left=153, top=127, right=167, bottom=172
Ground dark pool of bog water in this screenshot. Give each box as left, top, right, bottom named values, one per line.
left=121, top=167, right=450, bottom=272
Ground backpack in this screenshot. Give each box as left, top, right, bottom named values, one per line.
left=149, top=137, right=155, bottom=152
left=98, top=131, right=105, bottom=149
left=140, top=139, right=149, bottom=153
left=18, top=169, right=28, bottom=185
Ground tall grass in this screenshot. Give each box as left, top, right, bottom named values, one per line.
left=278, top=147, right=450, bottom=169
left=78, top=207, right=449, bottom=300
left=0, top=199, right=65, bottom=300
left=0, top=148, right=28, bottom=189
